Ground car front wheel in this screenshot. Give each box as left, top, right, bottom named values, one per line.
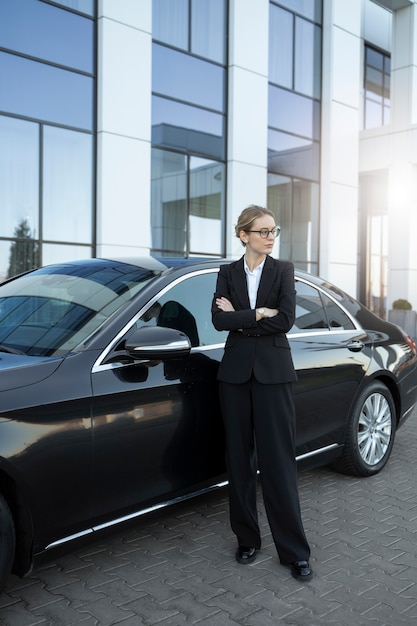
left=334, top=381, right=396, bottom=477
left=0, top=494, right=15, bottom=596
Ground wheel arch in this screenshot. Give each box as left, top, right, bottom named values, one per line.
left=370, top=373, right=401, bottom=426
left=0, top=468, right=34, bottom=577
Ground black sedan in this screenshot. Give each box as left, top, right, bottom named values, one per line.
left=1, top=257, right=416, bottom=594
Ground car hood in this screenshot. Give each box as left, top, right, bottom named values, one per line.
left=0, top=353, right=64, bottom=392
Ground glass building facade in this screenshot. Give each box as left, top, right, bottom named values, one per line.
left=0, top=0, right=96, bottom=282
left=151, top=0, right=227, bottom=257
left=267, top=0, right=322, bottom=274
left=2, top=0, right=416, bottom=318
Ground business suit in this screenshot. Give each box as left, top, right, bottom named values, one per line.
left=212, top=255, right=310, bottom=564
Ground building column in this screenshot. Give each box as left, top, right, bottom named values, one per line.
left=96, top=0, right=152, bottom=258
left=387, top=3, right=417, bottom=311
left=226, top=0, right=269, bottom=258
left=320, top=0, right=362, bottom=294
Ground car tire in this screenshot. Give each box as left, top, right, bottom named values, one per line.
left=333, top=381, right=396, bottom=477
left=0, top=494, right=15, bottom=596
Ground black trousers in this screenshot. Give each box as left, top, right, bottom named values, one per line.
left=219, top=377, right=310, bottom=564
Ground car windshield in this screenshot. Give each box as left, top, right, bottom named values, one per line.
left=0, top=259, right=159, bottom=357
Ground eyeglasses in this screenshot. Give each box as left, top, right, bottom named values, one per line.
left=246, top=227, right=281, bottom=239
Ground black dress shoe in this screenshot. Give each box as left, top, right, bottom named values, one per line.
left=236, top=546, right=257, bottom=564
left=281, top=559, right=313, bottom=581
left=288, top=560, right=313, bottom=581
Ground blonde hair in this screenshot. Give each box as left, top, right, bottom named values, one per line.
left=235, top=205, right=275, bottom=245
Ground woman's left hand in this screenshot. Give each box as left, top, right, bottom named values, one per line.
left=216, top=297, right=235, bottom=312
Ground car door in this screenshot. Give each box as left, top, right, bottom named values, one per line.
left=290, top=279, right=373, bottom=457
left=90, top=269, right=227, bottom=523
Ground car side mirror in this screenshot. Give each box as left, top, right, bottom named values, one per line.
left=125, top=326, right=191, bottom=361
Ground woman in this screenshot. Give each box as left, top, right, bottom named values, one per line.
left=211, top=205, right=312, bottom=581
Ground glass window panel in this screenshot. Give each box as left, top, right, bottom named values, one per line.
left=42, top=243, right=93, bottom=266
left=292, top=281, right=328, bottom=332
left=189, top=157, right=224, bottom=255
left=191, top=0, right=226, bottom=64
left=273, top=0, right=322, bottom=22
left=268, top=130, right=319, bottom=181
left=366, top=47, right=383, bottom=71
left=152, top=44, right=225, bottom=112
left=267, top=173, right=292, bottom=260
left=366, top=67, right=383, bottom=97
left=43, top=126, right=93, bottom=243
left=322, top=293, right=355, bottom=330
left=269, top=5, right=293, bottom=89
left=152, top=96, right=225, bottom=159
left=365, top=98, right=382, bottom=129
left=292, top=178, right=319, bottom=267
left=49, top=0, right=95, bottom=16
left=0, top=0, right=94, bottom=73
left=295, top=18, right=321, bottom=98
left=269, top=85, right=319, bottom=139
left=153, top=0, right=188, bottom=50
left=0, top=116, right=39, bottom=239
left=0, top=52, right=94, bottom=130
left=267, top=174, right=319, bottom=271
left=151, top=149, right=187, bottom=253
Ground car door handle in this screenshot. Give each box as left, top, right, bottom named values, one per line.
left=346, top=340, right=365, bottom=352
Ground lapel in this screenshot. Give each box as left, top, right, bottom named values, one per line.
left=256, top=255, right=276, bottom=307
left=231, top=257, right=251, bottom=309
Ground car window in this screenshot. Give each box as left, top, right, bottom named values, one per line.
left=137, top=271, right=228, bottom=347
left=292, top=280, right=328, bottom=333
left=321, top=292, right=355, bottom=330
left=292, top=280, right=356, bottom=333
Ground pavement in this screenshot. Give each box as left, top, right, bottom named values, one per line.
left=1, top=407, right=417, bottom=626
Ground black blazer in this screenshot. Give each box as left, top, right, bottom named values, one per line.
left=212, top=255, right=297, bottom=384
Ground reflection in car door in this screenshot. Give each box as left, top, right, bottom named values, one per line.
left=290, top=279, right=372, bottom=457
left=90, top=270, right=226, bottom=524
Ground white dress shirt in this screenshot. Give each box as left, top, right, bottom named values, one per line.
left=244, top=256, right=266, bottom=309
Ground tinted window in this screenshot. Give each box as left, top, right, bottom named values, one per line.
left=293, top=281, right=328, bottom=332
left=322, top=293, right=355, bottom=330
left=292, top=281, right=356, bottom=333
left=137, top=271, right=227, bottom=346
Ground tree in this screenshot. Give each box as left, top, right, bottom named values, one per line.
left=7, top=219, right=40, bottom=279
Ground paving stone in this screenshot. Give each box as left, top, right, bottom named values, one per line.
left=2, top=408, right=417, bottom=625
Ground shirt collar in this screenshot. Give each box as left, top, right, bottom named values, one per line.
left=244, top=256, right=266, bottom=275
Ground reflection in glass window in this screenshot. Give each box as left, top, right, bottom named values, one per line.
left=293, top=280, right=328, bottom=332
left=151, top=149, right=224, bottom=256
left=0, top=0, right=94, bottom=72
left=153, top=0, right=226, bottom=64
left=152, top=44, right=225, bottom=112
left=277, top=0, right=322, bottom=22
left=50, top=0, right=95, bottom=16
left=42, top=243, right=93, bottom=267
left=191, top=0, right=227, bottom=64
left=151, top=149, right=187, bottom=254
left=269, top=85, right=319, bottom=140
left=152, top=96, right=225, bottom=159
left=43, top=127, right=93, bottom=243
left=153, top=0, right=188, bottom=50
left=268, top=129, right=319, bottom=181
left=138, top=271, right=228, bottom=346
left=189, top=156, right=224, bottom=254
left=269, top=5, right=293, bottom=89
left=0, top=116, right=39, bottom=240
left=267, top=173, right=319, bottom=273
left=295, top=17, right=321, bottom=99
left=0, top=53, right=94, bottom=130
left=363, top=45, right=390, bottom=129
